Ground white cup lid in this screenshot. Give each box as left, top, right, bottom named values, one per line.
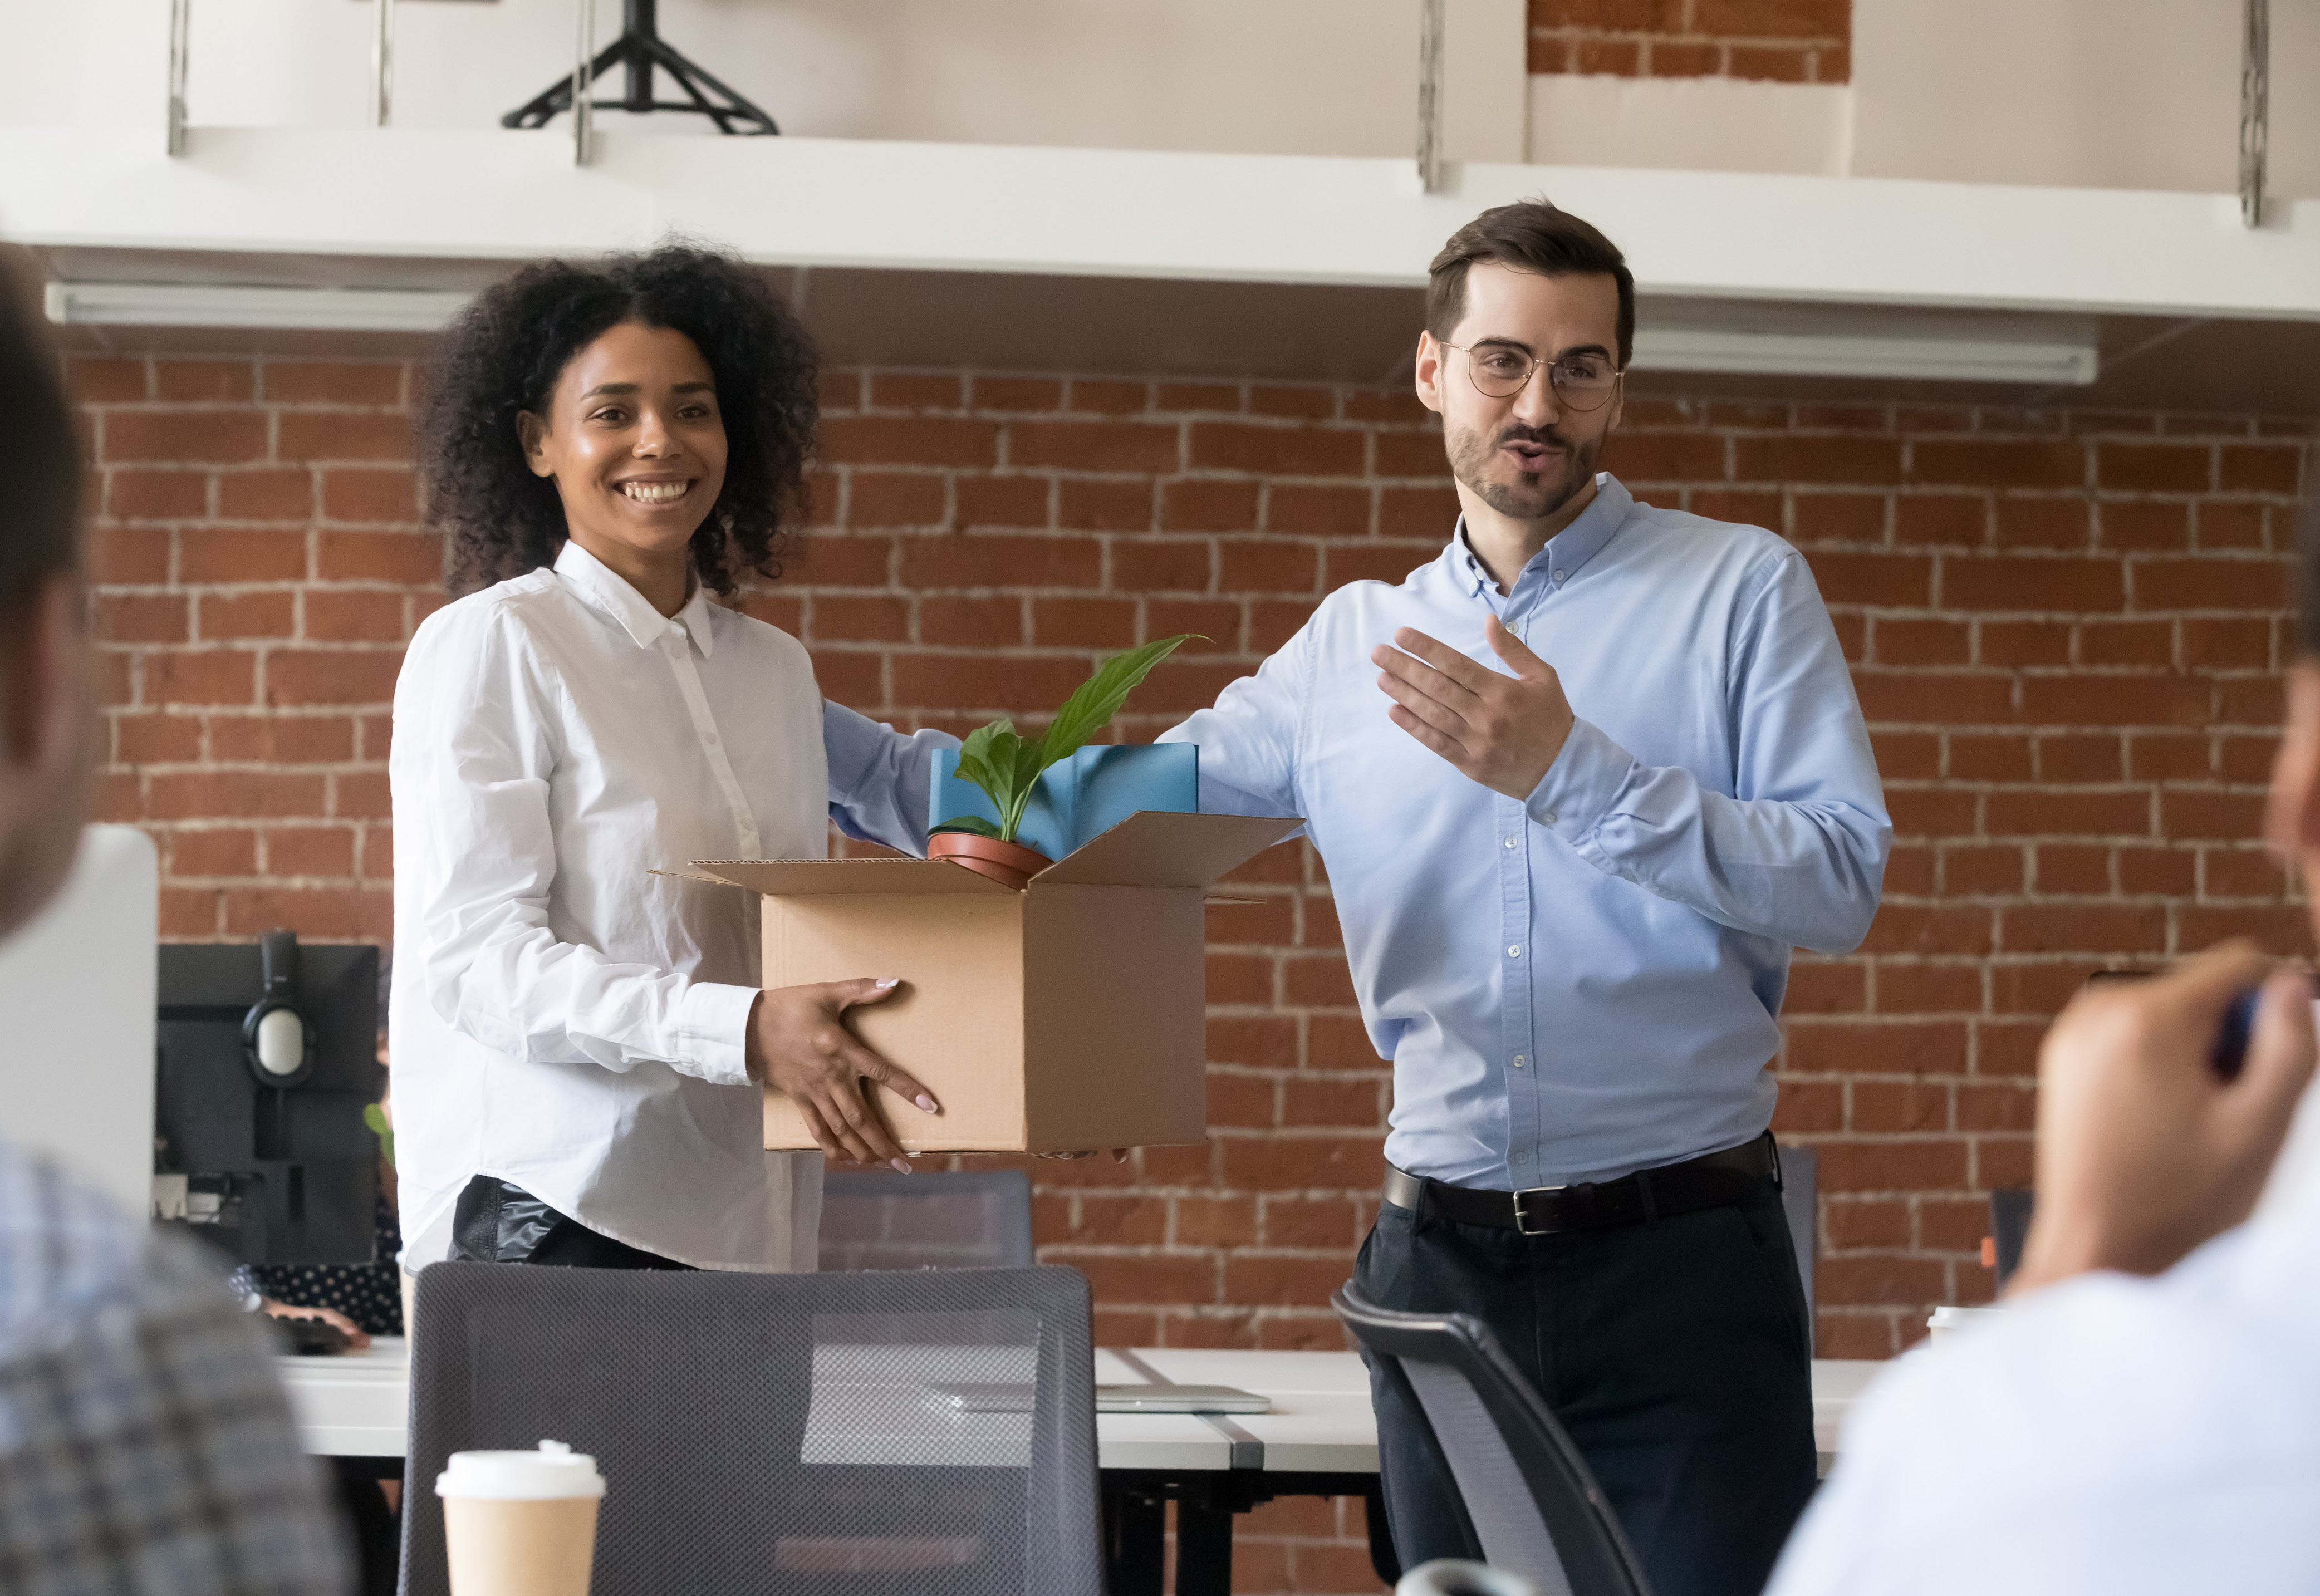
left=436, top=1440, right=605, bottom=1501
left=1927, top=1305, right=2000, bottom=1328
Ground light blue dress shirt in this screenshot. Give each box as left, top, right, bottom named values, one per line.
left=1154, top=474, right=1890, bottom=1190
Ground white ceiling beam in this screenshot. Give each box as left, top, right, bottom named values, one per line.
left=7, top=127, right=2320, bottom=325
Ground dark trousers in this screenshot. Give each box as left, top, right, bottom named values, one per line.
left=450, top=1176, right=696, bottom=1270
left=1355, top=1179, right=1817, bottom=1596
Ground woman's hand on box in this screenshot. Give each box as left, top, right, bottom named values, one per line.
left=746, top=979, right=939, bottom=1172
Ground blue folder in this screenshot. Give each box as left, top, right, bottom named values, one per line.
left=930, top=743, right=1199, bottom=862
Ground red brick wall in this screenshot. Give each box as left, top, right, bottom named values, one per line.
left=1528, top=0, right=1851, bottom=84
left=73, top=352, right=2303, bottom=1590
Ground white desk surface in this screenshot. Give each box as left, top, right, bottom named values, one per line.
left=278, top=1340, right=1883, bottom=1475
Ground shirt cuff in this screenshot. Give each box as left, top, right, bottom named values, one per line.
left=822, top=699, right=888, bottom=807
left=1525, top=717, right=1634, bottom=842
left=679, top=980, right=762, bottom=1087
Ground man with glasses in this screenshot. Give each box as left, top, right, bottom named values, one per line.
left=1157, top=201, right=1889, bottom=1596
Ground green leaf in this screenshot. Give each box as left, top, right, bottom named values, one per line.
left=999, top=735, right=1047, bottom=843
left=1038, top=634, right=1204, bottom=772
left=951, top=719, right=1044, bottom=842
left=931, top=815, right=1004, bottom=838
left=954, top=719, right=1012, bottom=793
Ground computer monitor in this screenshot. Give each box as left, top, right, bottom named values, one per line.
left=155, top=936, right=382, bottom=1266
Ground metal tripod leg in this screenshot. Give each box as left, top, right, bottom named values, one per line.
left=501, top=36, right=632, bottom=129
left=641, top=35, right=780, bottom=134
left=501, top=31, right=778, bottom=134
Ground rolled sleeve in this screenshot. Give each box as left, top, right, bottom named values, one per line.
left=1517, top=552, right=1889, bottom=953
left=1524, top=717, right=1634, bottom=842
left=679, top=980, right=761, bottom=1087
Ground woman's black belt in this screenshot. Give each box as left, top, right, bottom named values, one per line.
left=1381, top=1131, right=1781, bottom=1235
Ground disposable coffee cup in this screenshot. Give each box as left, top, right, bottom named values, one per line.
left=436, top=1441, right=605, bottom=1596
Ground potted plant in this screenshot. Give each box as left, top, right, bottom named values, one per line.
left=929, top=634, right=1199, bottom=890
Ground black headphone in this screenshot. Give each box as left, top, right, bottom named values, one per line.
left=242, top=928, right=317, bottom=1089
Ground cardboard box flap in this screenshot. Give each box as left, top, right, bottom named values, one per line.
left=1032, top=811, right=1304, bottom=888
left=690, top=858, right=1019, bottom=897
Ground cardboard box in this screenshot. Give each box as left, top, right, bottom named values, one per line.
left=691, top=810, right=1301, bottom=1155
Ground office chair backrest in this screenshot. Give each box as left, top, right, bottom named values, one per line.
left=1777, top=1142, right=1817, bottom=1352
left=401, top=1261, right=1102, bottom=1596
left=820, top=1167, right=1036, bottom=1271
left=1332, top=1282, right=1652, bottom=1596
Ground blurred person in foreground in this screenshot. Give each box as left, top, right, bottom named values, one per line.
left=0, top=254, right=349, bottom=1592
left=1768, top=513, right=2320, bottom=1595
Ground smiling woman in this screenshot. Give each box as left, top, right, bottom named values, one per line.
left=391, top=244, right=958, bottom=1290
left=417, top=245, right=818, bottom=603
left=513, top=322, right=734, bottom=618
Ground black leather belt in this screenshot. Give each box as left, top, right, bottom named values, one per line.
left=1382, top=1132, right=1781, bottom=1236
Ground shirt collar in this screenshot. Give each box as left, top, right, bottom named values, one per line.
left=552, top=539, right=717, bottom=659
left=1452, top=473, right=1634, bottom=600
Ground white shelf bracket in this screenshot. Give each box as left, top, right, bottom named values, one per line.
left=166, top=0, right=190, bottom=156
left=1416, top=0, right=1445, bottom=193
left=2241, top=0, right=2268, bottom=228
left=574, top=0, right=596, bottom=166
left=371, top=0, right=396, bottom=129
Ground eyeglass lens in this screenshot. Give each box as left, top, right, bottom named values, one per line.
left=1465, top=347, right=1620, bottom=411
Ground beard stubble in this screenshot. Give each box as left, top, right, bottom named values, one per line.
left=1444, top=419, right=1601, bottom=522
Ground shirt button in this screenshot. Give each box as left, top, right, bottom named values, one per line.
left=1552, top=569, right=1566, bottom=583
left=1511, top=1150, right=1530, bottom=1165
left=705, top=732, right=720, bottom=746
left=1507, top=945, right=1522, bottom=958
left=1540, top=811, right=1559, bottom=826
left=1512, top=1054, right=1527, bottom=1069
left=1503, top=836, right=1518, bottom=849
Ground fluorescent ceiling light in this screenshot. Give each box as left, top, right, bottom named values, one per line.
left=43, top=280, right=2104, bottom=386
left=45, top=282, right=469, bottom=332
left=1630, top=326, right=2098, bottom=386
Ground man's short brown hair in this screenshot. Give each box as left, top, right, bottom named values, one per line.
left=1426, top=199, right=1635, bottom=368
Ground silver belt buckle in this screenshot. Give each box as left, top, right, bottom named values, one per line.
left=1512, top=1184, right=1566, bottom=1235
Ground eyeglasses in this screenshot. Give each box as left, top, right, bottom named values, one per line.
left=1441, top=342, right=1622, bottom=411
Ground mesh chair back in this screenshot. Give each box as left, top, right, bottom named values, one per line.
left=1775, top=1142, right=1817, bottom=1352
left=820, top=1169, right=1036, bottom=1271
left=400, top=1262, right=1101, bottom=1596
left=1332, top=1282, right=1651, bottom=1596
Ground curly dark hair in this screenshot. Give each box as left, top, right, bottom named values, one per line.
left=416, top=243, right=817, bottom=596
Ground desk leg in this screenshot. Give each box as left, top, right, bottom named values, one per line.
left=1174, top=1485, right=1235, bottom=1596
left=1104, top=1479, right=1166, bottom=1596
left=1363, top=1481, right=1401, bottom=1587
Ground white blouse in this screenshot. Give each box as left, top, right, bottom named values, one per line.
left=389, top=540, right=826, bottom=1270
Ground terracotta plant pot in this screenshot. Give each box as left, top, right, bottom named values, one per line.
left=928, top=831, right=1052, bottom=892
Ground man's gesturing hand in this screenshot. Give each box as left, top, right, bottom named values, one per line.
left=745, top=979, right=940, bottom=1173
left=1372, top=614, right=1576, bottom=800
left=2010, top=941, right=2316, bottom=1297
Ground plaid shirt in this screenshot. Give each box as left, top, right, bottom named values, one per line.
left=0, top=1141, right=350, bottom=1594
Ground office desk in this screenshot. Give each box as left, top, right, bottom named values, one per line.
left=279, top=1341, right=1883, bottom=1596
